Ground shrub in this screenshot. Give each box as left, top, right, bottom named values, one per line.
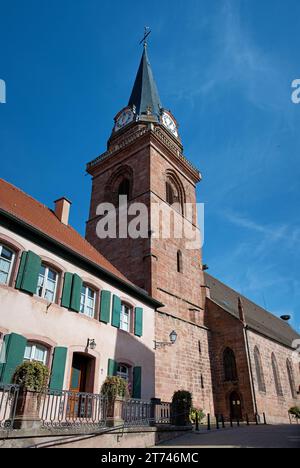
left=172, top=390, right=193, bottom=426
left=190, top=407, right=205, bottom=424
left=289, top=407, right=300, bottom=419
left=13, top=361, right=49, bottom=392
left=101, top=376, right=129, bottom=399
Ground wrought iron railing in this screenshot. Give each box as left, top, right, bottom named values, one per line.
left=0, top=384, right=19, bottom=431
left=155, top=401, right=172, bottom=424
left=122, top=399, right=152, bottom=427
left=40, top=389, right=108, bottom=429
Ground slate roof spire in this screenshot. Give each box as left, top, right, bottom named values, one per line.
left=128, top=44, right=162, bottom=120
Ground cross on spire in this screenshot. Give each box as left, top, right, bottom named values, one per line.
left=139, top=27, right=151, bottom=47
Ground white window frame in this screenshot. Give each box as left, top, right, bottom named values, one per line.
left=36, top=264, right=59, bottom=303
left=117, top=364, right=130, bottom=382
left=24, top=343, right=48, bottom=365
left=120, top=304, right=132, bottom=333
left=0, top=244, right=15, bottom=286
left=80, top=285, right=96, bottom=318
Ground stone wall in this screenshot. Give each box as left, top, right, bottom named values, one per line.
left=155, top=311, right=215, bottom=414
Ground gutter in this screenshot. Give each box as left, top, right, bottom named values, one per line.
left=0, top=209, right=163, bottom=310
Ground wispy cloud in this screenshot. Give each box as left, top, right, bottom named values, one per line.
left=172, top=0, right=292, bottom=115
left=224, top=211, right=300, bottom=252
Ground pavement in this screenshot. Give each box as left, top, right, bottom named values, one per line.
left=156, top=424, right=300, bottom=448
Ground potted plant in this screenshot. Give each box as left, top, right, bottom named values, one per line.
left=289, top=407, right=300, bottom=420
left=13, top=361, right=49, bottom=429
left=190, top=407, right=205, bottom=426
left=101, top=376, right=129, bottom=427
left=172, top=390, right=193, bottom=427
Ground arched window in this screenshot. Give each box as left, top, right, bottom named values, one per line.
left=166, top=182, right=175, bottom=206
left=80, top=285, right=96, bottom=318
left=223, top=348, right=238, bottom=382
left=165, top=172, right=185, bottom=215
left=254, top=347, right=266, bottom=393
left=0, top=244, right=16, bottom=286
left=117, top=363, right=130, bottom=382
left=287, top=359, right=297, bottom=399
left=36, top=264, right=59, bottom=303
left=118, top=178, right=131, bottom=199
left=271, top=354, right=283, bottom=396
left=177, top=250, right=183, bottom=273
left=24, top=342, right=49, bottom=366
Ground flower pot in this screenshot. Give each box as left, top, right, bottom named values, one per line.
left=107, top=397, right=125, bottom=427
left=13, top=389, right=43, bottom=430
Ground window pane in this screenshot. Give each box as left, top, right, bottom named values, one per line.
left=47, top=269, right=57, bottom=282
left=24, top=345, right=32, bottom=360
left=35, top=346, right=47, bottom=363
left=0, top=270, right=8, bottom=285
left=1, top=247, right=13, bottom=261
left=0, top=258, right=10, bottom=274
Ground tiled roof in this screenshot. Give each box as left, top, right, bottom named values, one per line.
left=205, top=273, right=300, bottom=348
left=0, top=178, right=130, bottom=283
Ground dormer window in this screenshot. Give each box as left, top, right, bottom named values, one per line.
left=0, top=244, right=15, bottom=286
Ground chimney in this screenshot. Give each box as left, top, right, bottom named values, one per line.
left=54, top=197, right=72, bottom=225
left=238, top=297, right=246, bottom=324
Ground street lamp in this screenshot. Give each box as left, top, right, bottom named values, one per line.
left=154, top=330, right=178, bottom=350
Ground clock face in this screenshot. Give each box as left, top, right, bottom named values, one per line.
left=162, top=112, right=178, bottom=138
left=115, top=109, right=134, bottom=131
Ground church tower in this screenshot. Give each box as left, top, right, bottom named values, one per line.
left=86, top=42, right=214, bottom=410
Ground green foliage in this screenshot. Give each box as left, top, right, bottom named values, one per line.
left=289, top=407, right=300, bottom=419
left=13, top=361, right=49, bottom=392
left=101, top=376, right=129, bottom=399
left=172, top=390, right=193, bottom=426
left=190, top=407, right=205, bottom=424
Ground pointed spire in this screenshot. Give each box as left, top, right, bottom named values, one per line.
left=128, top=45, right=162, bottom=120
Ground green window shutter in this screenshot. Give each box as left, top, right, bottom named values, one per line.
left=70, top=274, right=83, bottom=312
left=61, top=273, right=73, bottom=309
left=19, top=251, right=42, bottom=294
left=111, top=295, right=121, bottom=328
left=133, top=367, right=142, bottom=399
left=49, top=347, right=68, bottom=391
left=0, top=333, right=27, bottom=384
left=100, top=291, right=111, bottom=324
left=107, top=359, right=118, bottom=377
left=15, top=252, right=28, bottom=290
left=134, top=307, right=143, bottom=337
left=0, top=334, right=10, bottom=381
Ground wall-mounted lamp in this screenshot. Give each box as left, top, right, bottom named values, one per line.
left=87, top=339, right=97, bottom=351
left=154, top=330, right=177, bottom=350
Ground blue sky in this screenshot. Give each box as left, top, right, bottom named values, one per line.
left=0, top=0, right=299, bottom=331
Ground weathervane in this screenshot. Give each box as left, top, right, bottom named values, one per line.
left=139, top=26, right=151, bottom=47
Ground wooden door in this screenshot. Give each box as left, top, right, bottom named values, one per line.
left=68, top=355, right=88, bottom=418
left=230, top=392, right=242, bottom=420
